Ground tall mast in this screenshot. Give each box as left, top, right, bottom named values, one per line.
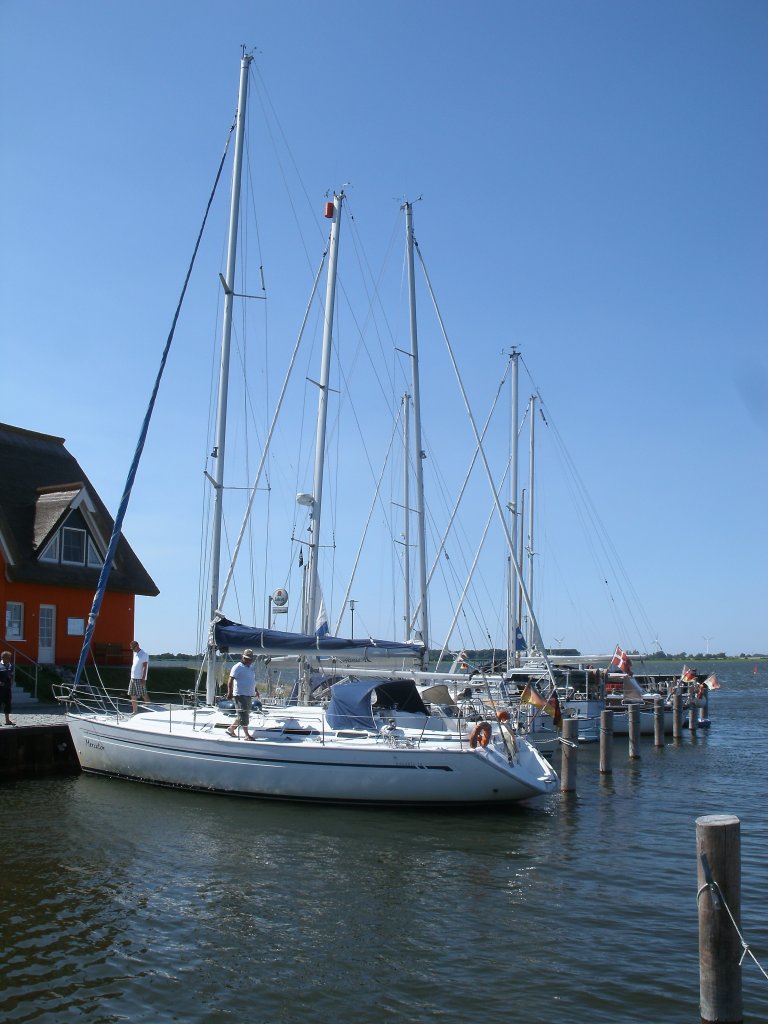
left=526, top=393, right=536, bottom=650
left=404, top=201, right=429, bottom=655
left=507, top=348, right=519, bottom=669
left=402, top=393, right=411, bottom=638
left=206, top=52, right=252, bottom=704
left=303, top=191, right=344, bottom=637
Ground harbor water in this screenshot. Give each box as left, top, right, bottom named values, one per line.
left=2, top=660, right=767, bottom=1023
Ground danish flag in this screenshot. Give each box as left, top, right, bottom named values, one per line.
left=610, top=644, right=632, bottom=674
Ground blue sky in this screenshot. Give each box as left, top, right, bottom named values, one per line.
left=2, top=1, right=766, bottom=657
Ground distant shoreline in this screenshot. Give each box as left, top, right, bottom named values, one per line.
left=146, top=653, right=767, bottom=665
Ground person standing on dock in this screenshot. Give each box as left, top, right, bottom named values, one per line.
left=226, top=649, right=260, bottom=740
left=128, top=641, right=149, bottom=715
left=0, top=651, right=15, bottom=726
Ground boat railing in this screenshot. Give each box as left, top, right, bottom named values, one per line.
left=53, top=680, right=125, bottom=717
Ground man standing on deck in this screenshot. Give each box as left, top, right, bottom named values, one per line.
left=128, top=640, right=149, bottom=715
left=226, top=649, right=260, bottom=740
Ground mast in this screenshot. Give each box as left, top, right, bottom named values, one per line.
left=507, top=348, right=519, bottom=669
left=303, top=191, right=344, bottom=637
left=526, top=393, right=536, bottom=650
left=518, top=487, right=525, bottom=644
left=402, top=392, right=411, bottom=638
left=404, top=201, right=429, bottom=656
left=206, top=52, right=252, bottom=704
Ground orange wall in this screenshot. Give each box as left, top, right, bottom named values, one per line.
left=1, top=574, right=135, bottom=666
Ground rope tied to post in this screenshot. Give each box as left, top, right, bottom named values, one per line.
left=696, top=855, right=768, bottom=981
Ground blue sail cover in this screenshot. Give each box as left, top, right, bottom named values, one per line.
left=213, top=617, right=425, bottom=663
left=326, top=681, right=379, bottom=731
left=326, top=679, right=431, bottom=731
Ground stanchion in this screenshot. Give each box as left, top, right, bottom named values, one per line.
left=696, top=814, right=742, bottom=1023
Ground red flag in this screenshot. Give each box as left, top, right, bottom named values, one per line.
left=681, top=665, right=697, bottom=683
left=610, top=645, right=632, bottom=675
left=703, top=673, right=720, bottom=690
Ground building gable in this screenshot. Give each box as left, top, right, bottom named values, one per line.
left=0, top=422, right=158, bottom=596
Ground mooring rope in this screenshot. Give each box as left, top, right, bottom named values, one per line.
left=696, top=878, right=768, bottom=981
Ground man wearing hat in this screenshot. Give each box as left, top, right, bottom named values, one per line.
left=226, top=649, right=260, bottom=739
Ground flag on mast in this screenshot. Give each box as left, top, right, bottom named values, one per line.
left=521, top=683, right=563, bottom=730
left=610, top=645, right=633, bottom=675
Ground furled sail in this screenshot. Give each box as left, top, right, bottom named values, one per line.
left=213, top=616, right=425, bottom=663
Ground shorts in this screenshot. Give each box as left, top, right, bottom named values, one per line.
left=128, top=678, right=148, bottom=701
left=234, top=693, right=251, bottom=726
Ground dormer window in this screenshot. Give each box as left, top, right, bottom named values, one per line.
left=62, top=527, right=86, bottom=564
left=40, top=535, right=60, bottom=562
left=39, top=526, right=104, bottom=568
left=87, top=538, right=102, bottom=567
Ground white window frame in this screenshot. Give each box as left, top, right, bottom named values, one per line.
left=61, top=526, right=87, bottom=565
left=87, top=537, right=103, bottom=568
left=40, top=534, right=60, bottom=562
left=5, top=601, right=24, bottom=640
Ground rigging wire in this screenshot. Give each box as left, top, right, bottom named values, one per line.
left=73, top=120, right=237, bottom=685
left=519, top=353, right=658, bottom=651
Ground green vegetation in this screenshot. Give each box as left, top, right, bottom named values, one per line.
left=445, top=649, right=766, bottom=664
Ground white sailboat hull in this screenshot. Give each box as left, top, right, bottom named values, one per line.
left=66, top=708, right=558, bottom=805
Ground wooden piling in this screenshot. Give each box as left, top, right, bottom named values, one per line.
left=560, top=717, right=578, bottom=792
left=689, top=700, right=699, bottom=733
left=696, top=814, right=742, bottom=1024
left=627, top=703, right=641, bottom=759
left=653, top=700, right=664, bottom=747
left=599, top=709, right=613, bottom=775
left=672, top=691, right=683, bottom=740
left=699, top=688, right=710, bottom=723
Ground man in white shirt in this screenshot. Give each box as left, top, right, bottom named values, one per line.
left=128, top=640, right=149, bottom=714
left=226, top=648, right=260, bottom=739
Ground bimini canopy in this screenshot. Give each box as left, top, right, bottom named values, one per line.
left=213, top=617, right=425, bottom=664
left=326, top=679, right=430, bottom=731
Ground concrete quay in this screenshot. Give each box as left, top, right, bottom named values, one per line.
left=0, top=702, right=80, bottom=780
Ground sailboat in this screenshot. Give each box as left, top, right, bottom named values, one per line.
left=58, top=54, right=558, bottom=805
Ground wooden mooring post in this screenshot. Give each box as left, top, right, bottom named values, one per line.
left=653, top=700, right=664, bottom=747
left=696, top=814, right=743, bottom=1024
left=689, top=699, right=699, bottom=734
left=672, top=691, right=683, bottom=740
left=627, top=703, right=641, bottom=759
left=599, top=709, right=613, bottom=774
left=560, top=717, right=578, bottom=792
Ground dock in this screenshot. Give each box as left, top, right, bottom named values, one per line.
left=0, top=703, right=80, bottom=780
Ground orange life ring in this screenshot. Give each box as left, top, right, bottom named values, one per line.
left=469, top=722, right=493, bottom=749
